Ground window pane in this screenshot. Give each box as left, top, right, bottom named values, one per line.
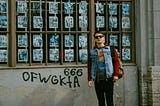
left=0, top=0, right=8, bottom=64
left=122, top=3, right=131, bottom=31
left=48, top=34, right=60, bottom=63
left=95, top=2, right=106, bottom=30
left=16, top=1, right=28, bottom=31
left=78, top=1, right=89, bottom=31
left=0, top=34, right=8, bottom=63
left=17, top=34, right=28, bottom=63
left=78, top=34, right=88, bottom=63
left=47, top=1, right=60, bottom=31
left=64, top=34, right=75, bottom=62
left=31, top=1, right=45, bottom=31
left=0, top=0, right=7, bottom=29
left=32, top=34, right=44, bottom=63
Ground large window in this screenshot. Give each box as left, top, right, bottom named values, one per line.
left=0, top=0, right=134, bottom=66
left=16, top=0, right=89, bottom=65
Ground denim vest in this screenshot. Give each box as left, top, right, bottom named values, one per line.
left=90, top=46, right=114, bottom=81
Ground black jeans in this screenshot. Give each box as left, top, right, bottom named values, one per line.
left=94, top=79, right=114, bottom=106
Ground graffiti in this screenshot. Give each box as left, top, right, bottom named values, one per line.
left=22, top=68, right=83, bottom=88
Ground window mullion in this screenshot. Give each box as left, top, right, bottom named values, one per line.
left=8, top=0, right=16, bottom=67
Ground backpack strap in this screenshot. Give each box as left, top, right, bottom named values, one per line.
left=110, top=46, right=115, bottom=68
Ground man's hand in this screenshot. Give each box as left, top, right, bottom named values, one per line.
left=88, top=81, right=93, bottom=87
left=113, top=76, right=118, bottom=82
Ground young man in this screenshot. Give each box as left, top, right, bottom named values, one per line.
left=88, top=31, right=120, bottom=106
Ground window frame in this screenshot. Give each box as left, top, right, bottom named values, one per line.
left=0, top=0, right=135, bottom=67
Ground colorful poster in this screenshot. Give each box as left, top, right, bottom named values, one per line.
left=49, top=49, right=59, bottom=61
left=18, top=49, right=28, bottom=62
left=49, top=16, right=58, bottom=28
left=49, top=34, right=59, bottom=47
left=49, top=2, right=58, bottom=14
left=65, top=35, right=74, bottom=47
left=17, top=1, right=27, bottom=13
left=33, top=34, right=43, bottom=47
left=65, top=49, right=74, bottom=61
left=33, top=16, right=43, bottom=28
left=0, top=49, right=7, bottom=62
left=0, top=35, right=7, bottom=47
left=17, top=16, right=28, bottom=28
left=18, top=34, right=28, bottom=47
left=33, top=49, right=43, bottom=61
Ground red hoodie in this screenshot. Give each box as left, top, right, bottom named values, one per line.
left=87, top=43, right=121, bottom=81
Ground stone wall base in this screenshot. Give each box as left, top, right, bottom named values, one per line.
left=148, top=66, right=160, bottom=106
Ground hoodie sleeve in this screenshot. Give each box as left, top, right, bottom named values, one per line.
left=113, top=48, right=121, bottom=77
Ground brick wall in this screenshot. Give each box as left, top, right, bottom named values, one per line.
left=148, top=66, right=160, bottom=106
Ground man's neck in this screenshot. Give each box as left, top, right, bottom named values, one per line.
left=96, top=43, right=105, bottom=48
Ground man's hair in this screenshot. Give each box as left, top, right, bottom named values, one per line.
left=93, top=31, right=103, bottom=37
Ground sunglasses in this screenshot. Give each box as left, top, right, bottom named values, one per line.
left=94, top=36, right=104, bottom=39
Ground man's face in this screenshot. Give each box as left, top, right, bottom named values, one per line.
left=94, top=33, right=105, bottom=44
